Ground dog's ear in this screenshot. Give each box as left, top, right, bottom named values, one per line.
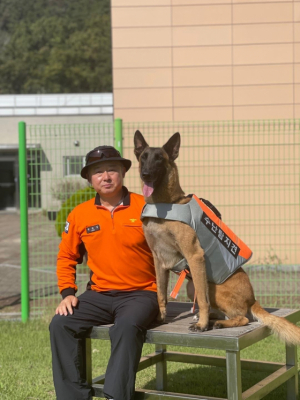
left=134, top=130, right=149, bottom=161
left=162, top=132, right=181, bottom=161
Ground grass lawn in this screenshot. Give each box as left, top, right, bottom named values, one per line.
left=0, top=317, right=299, bottom=400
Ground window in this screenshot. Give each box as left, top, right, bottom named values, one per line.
left=63, top=156, right=85, bottom=176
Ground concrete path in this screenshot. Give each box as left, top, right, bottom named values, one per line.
left=0, top=210, right=89, bottom=319
left=0, top=211, right=61, bottom=318
left=0, top=212, right=22, bottom=311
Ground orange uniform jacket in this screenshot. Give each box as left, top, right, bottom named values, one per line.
left=57, top=187, right=157, bottom=298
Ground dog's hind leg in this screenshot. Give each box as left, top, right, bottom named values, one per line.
left=212, top=300, right=250, bottom=329
left=213, top=315, right=249, bottom=329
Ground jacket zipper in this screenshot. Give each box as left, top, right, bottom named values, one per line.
left=111, top=209, right=115, bottom=229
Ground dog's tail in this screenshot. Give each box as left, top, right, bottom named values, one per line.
left=251, top=301, right=300, bottom=345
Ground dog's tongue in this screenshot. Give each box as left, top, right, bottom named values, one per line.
left=143, top=182, right=154, bottom=197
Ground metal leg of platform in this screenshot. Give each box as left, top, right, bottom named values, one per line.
left=83, top=337, right=92, bottom=386
left=286, top=344, right=299, bottom=400
left=226, top=350, right=242, bottom=400
left=155, top=344, right=167, bottom=391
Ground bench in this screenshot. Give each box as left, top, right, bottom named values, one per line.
left=84, top=302, right=300, bottom=400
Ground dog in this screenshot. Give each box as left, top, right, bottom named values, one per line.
left=134, top=130, right=300, bottom=344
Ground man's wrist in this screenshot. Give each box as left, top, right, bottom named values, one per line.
left=61, top=288, right=76, bottom=299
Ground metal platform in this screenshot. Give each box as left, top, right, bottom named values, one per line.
left=85, top=302, right=300, bottom=400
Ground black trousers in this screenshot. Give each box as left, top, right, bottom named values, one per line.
left=49, top=290, right=159, bottom=400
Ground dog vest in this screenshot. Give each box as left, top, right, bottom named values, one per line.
left=141, top=195, right=252, bottom=285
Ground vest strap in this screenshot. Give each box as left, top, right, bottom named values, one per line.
left=170, top=269, right=189, bottom=299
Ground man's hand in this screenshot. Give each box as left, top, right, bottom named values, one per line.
left=56, top=295, right=78, bottom=316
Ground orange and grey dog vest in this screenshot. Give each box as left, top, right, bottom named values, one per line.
left=141, top=195, right=252, bottom=284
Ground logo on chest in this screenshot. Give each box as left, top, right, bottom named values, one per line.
left=86, top=225, right=100, bottom=234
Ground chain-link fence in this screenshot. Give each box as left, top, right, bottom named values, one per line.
left=123, top=120, right=300, bottom=308
left=22, top=119, right=300, bottom=317
left=24, top=123, right=114, bottom=316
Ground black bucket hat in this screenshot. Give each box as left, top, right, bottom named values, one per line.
left=81, top=146, right=132, bottom=179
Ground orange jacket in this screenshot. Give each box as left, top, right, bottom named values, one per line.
left=57, top=187, right=157, bottom=298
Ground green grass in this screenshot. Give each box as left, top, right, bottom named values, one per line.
left=0, top=318, right=299, bottom=400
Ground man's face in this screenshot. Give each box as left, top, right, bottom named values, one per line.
left=88, top=161, right=125, bottom=197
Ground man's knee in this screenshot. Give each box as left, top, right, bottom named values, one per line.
left=110, top=318, right=145, bottom=341
left=49, top=314, right=76, bottom=338
left=49, top=314, right=65, bottom=336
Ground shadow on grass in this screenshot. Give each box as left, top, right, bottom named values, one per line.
left=140, top=364, right=288, bottom=400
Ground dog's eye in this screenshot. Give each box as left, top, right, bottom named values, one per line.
left=154, top=154, right=162, bottom=161
left=142, top=153, right=148, bottom=160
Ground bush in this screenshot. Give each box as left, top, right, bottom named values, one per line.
left=51, top=178, right=88, bottom=203
left=55, top=186, right=96, bottom=237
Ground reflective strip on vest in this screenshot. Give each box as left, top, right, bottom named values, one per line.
left=140, top=195, right=252, bottom=284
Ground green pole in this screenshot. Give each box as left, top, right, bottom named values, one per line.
left=114, top=118, right=123, bottom=156
left=18, top=121, right=29, bottom=322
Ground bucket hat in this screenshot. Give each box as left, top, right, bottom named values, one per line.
left=81, top=146, right=132, bottom=179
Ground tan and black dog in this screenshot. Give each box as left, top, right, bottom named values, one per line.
left=134, top=130, right=300, bottom=343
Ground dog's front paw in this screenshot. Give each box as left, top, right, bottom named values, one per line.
left=192, top=313, right=199, bottom=322
left=188, top=322, right=209, bottom=333
left=156, top=307, right=167, bottom=323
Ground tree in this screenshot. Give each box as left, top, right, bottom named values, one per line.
left=0, top=0, right=112, bottom=93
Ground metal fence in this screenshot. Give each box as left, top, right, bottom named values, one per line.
left=20, top=119, right=300, bottom=318
left=21, top=122, right=115, bottom=319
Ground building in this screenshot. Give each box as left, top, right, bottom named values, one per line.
left=111, top=0, right=300, bottom=122
left=0, top=93, right=113, bottom=210
left=109, top=1, right=300, bottom=268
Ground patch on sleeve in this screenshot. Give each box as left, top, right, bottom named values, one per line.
left=64, top=221, right=70, bottom=234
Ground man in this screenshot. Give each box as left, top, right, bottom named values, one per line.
left=49, top=145, right=158, bottom=400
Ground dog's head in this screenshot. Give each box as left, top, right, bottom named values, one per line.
left=134, top=130, right=181, bottom=198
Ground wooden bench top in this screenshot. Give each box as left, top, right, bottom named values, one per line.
left=88, top=302, right=300, bottom=351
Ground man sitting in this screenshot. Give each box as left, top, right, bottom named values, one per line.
left=49, top=145, right=158, bottom=400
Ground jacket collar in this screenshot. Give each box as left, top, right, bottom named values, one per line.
left=94, top=186, right=130, bottom=206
